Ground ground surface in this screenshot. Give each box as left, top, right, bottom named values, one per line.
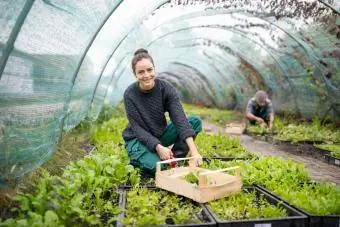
left=203, top=121, right=340, bottom=184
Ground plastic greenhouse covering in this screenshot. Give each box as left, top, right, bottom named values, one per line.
left=0, top=0, right=339, bottom=187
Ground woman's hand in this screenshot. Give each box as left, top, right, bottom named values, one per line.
left=188, top=146, right=203, bottom=166
left=185, top=137, right=203, bottom=166
left=156, top=144, right=172, bottom=160
left=191, top=152, right=203, bottom=166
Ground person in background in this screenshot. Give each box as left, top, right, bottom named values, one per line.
left=122, top=48, right=203, bottom=176
left=245, top=90, right=274, bottom=130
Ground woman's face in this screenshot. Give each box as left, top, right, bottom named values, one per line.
left=134, top=58, right=155, bottom=90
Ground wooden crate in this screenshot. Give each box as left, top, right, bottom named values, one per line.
left=155, top=157, right=242, bottom=203
left=225, top=122, right=246, bottom=135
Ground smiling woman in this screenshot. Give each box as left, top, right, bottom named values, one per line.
left=122, top=48, right=203, bottom=176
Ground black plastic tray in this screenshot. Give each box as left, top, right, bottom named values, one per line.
left=324, top=154, right=340, bottom=167
left=203, top=156, right=256, bottom=162
left=255, top=185, right=340, bottom=227
left=116, top=187, right=217, bottom=227
left=205, top=186, right=307, bottom=227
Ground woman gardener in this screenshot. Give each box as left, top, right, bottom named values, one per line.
left=122, top=48, right=203, bottom=175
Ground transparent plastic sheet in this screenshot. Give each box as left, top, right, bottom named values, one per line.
left=323, top=0, right=340, bottom=11
left=0, top=0, right=121, bottom=187
left=104, top=0, right=338, bottom=120
left=64, top=0, right=169, bottom=130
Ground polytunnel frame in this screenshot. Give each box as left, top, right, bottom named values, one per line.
left=56, top=1, right=127, bottom=138
left=147, top=2, right=339, bottom=89
left=0, top=0, right=35, bottom=79
left=154, top=40, right=275, bottom=108
left=171, top=61, right=218, bottom=102
left=143, top=2, right=338, bottom=111
left=89, top=1, right=171, bottom=106
left=0, top=0, right=338, bottom=188
left=159, top=66, right=216, bottom=104
left=95, top=55, right=131, bottom=108
left=1, top=0, right=337, bottom=127
left=145, top=24, right=303, bottom=112
left=91, top=0, right=339, bottom=118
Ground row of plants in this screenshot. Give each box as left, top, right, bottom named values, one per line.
left=201, top=157, right=340, bottom=216
left=195, top=131, right=255, bottom=159
left=0, top=142, right=140, bottom=226
left=246, top=118, right=340, bottom=159
left=120, top=187, right=208, bottom=226
left=89, top=105, right=340, bottom=225
left=247, top=118, right=340, bottom=143
left=182, top=103, right=244, bottom=127
left=1, top=103, right=339, bottom=226
left=207, top=187, right=288, bottom=221
left=117, top=185, right=307, bottom=226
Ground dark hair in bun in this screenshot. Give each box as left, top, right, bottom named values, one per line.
left=134, top=48, right=148, bottom=56
left=131, top=48, right=154, bottom=74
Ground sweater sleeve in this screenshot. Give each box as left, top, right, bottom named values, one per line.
left=124, top=94, right=161, bottom=152
left=266, top=99, right=274, bottom=115
left=246, top=98, right=255, bottom=114
left=164, top=84, right=195, bottom=141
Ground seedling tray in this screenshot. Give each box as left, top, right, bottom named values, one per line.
left=203, top=156, right=256, bottom=162
left=155, top=157, right=242, bottom=203
left=255, top=185, right=340, bottom=227
left=324, top=154, right=340, bottom=167
left=205, top=186, right=307, bottom=227
left=116, top=187, right=216, bottom=227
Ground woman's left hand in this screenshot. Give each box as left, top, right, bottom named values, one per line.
left=190, top=152, right=203, bottom=166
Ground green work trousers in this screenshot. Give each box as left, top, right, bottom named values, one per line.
left=124, top=115, right=202, bottom=176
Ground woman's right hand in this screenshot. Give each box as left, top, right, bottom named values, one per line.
left=156, top=144, right=172, bottom=160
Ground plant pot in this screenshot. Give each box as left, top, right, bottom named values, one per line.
left=255, top=185, right=340, bottom=227
left=205, top=186, right=307, bottom=227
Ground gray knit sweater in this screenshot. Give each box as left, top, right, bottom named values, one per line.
left=122, top=78, right=195, bottom=152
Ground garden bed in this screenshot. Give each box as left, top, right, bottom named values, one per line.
left=205, top=186, right=307, bottom=227
left=255, top=185, right=340, bottom=227
left=116, top=187, right=216, bottom=227
left=196, top=132, right=255, bottom=160
left=273, top=142, right=330, bottom=160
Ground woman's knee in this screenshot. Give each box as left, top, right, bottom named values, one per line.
left=188, top=115, right=202, bottom=134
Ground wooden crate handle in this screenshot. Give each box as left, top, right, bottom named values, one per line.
left=199, top=166, right=241, bottom=187
left=200, top=166, right=241, bottom=178
left=156, top=157, right=195, bottom=172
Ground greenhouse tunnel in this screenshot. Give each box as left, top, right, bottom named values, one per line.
left=0, top=0, right=339, bottom=187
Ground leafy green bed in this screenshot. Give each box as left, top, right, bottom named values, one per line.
left=121, top=188, right=203, bottom=226
left=247, top=118, right=340, bottom=145
left=196, top=131, right=255, bottom=159
left=0, top=144, right=140, bottom=226
left=208, top=189, right=287, bottom=220
left=202, top=157, right=340, bottom=215
left=1, top=104, right=340, bottom=226
left=182, top=103, right=243, bottom=127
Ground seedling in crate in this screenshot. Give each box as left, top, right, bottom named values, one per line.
left=184, top=171, right=201, bottom=185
